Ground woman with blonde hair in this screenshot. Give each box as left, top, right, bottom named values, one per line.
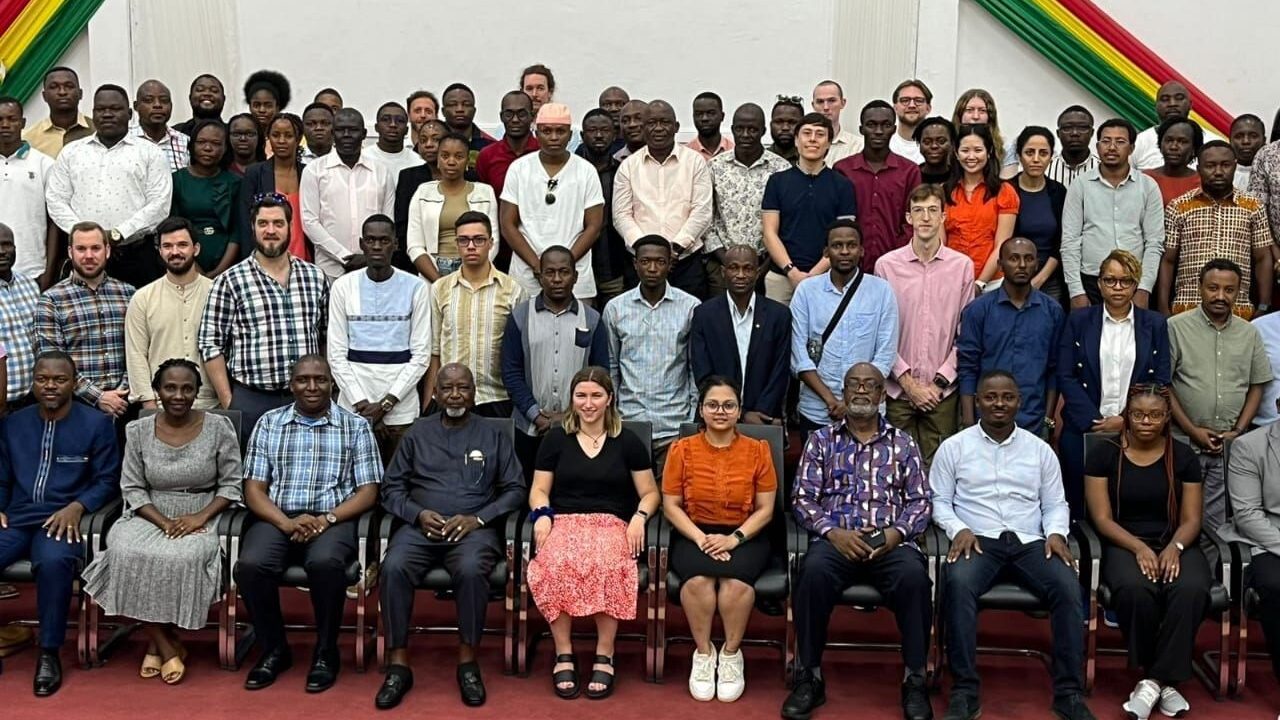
left=951, top=88, right=1018, bottom=177
left=527, top=366, right=660, bottom=700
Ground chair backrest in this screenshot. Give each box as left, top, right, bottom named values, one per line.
left=478, top=416, right=515, bottom=442
left=141, top=408, right=244, bottom=444
left=678, top=421, right=785, bottom=518
left=623, top=420, right=653, bottom=455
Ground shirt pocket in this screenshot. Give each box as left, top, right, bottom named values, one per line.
left=574, top=327, right=591, bottom=349
left=56, top=455, right=89, bottom=464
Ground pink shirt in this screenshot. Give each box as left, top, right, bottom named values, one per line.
left=873, top=243, right=975, bottom=399
left=613, top=144, right=714, bottom=256
left=685, top=135, right=734, bottom=161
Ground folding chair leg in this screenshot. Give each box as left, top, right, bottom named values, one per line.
left=783, top=591, right=795, bottom=685
left=654, top=548, right=668, bottom=683
left=517, top=541, right=531, bottom=676
left=645, top=545, right=657, bottom=683
left=77, top=584, right=90, bottom=668
left=504, top=537, right=515, bottom=675
left=1235, top=611, right=1248, bottom=697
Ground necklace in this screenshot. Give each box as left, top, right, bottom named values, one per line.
left=582, top=429, right=607, bottom=449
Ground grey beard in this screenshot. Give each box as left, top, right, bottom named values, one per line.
left=445, top=407, right=466, bottom=418
left=846, top=401, right=878, bottom=419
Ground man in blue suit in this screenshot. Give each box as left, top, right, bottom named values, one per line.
left=1057, top=249, right=1169, bottom=518
left=690, top=245, right=791, bottom=423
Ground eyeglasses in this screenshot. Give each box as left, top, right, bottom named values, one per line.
left=702, top=401, right=740, bottom=414
left=775, top=94, right=804, bottom=106
left=500, top=109, right=532, bottom=121
left=1128, top=410, right=1168, bottom=423
left=897, top=97, right=928, bottom=106
left=456, top=236, right=489, bottom=248
left=1100, top=276, right=1137, bottom=289
left=843, top=379, right=884, bottom=392
left=544, top=178, right=559, bottom=206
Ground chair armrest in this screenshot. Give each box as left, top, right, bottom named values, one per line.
left=1201, top=525, right=1233, bottom=583
left=356, top=508, right=379, bottom=538
left=787, top=516, right=810, bottom=559
left=217, top=508, right=249, bottom=538
left=931, top=524, right=952, bottom=558
left=503, top=509, right=524, bottom=546
left=1073, top=521, right=1101, bottom=562
left=84, top=498, right=123, bottom=539
left=1230, top=540, right=1255, bottom=572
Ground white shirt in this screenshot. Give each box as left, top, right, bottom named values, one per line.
left=889, top=132, right=924, bottom=164
left=1235, top=164, right=1252, bottom=194
left=500, top=153, right=604, bottom=298
left=1098, top=305, right=1137, bottom=417
left=45, top=133, right=173, bottom=240
left=728, top=291, right=755, bottom=377
left=0, top=143, right=54, bottom=279
left=300, top=151, right=396, bottom=279
left=825, top=128, right=864, bottom=168
left=1131, top=124, right=1225, bottom=171
left=1253, top=311, right=1280, bottom=426
left=362, top=144, right=423, bottom=189
left=930, top=424, right=1071, bottom=544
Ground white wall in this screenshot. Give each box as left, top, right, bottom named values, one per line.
left=20, top=0, right=1280, bottom=140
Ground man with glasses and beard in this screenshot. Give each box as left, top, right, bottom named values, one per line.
left=124, top=216, right=218, bottom=410
left=199, top=193, right=329, bottom=435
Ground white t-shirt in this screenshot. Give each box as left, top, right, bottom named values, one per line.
left=500, top=153, right=605, bottom=298
left=889, top=132, right=924, bottom=164
left=363, top=144, right=424, bottom=188
left=0, top=145, right=54, bottom=279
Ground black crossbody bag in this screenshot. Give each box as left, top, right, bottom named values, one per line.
left=805, top=271, right=865, bottom=365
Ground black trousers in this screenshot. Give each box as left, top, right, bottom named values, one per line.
left=380, top=524, right=500, bottom=649
left=794, top=540, right=932, bottom=672
left=472, top=400, right=513, bottom=419
left=943, top=532, right=1083, bottom=700
left=229, top=382, right=294, bottom=442
left=1101, top=543, right=1211, bottom=684
left=1078, top=274, right=1104, bottom=305
left=513, top=429, right=543, bottom=484
left=1246, top=551, right=1280, bottom=680
left=668, top=253, right=708, bottom=300
left=235, top=518, right=358, bottom=656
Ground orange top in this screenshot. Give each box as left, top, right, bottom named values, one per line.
left=944, top=181, right=1020, bottom=279
left=662, top=432, right=778, bottom=526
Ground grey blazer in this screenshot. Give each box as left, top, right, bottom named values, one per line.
left=1222, top=423, right=1280, bottom=556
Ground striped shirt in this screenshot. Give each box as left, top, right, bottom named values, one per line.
left=243, top=403, right=382, bottom=514
left=1046, top=153, right=1099, bottom=187
left=603, top=283, right=700, bottom=441
left=131, top=121, right=190, bottom=172
left=0, top=273, right=41, bottom=403
left=35, top=274, right=135, bottom=404
left=198, top=255, right=329, bottom=391
left=1165, top=187, right=1274, bottom=312
left=430, top=266, right=525, bottom=405
left=792, top=418, right=931, bottom=542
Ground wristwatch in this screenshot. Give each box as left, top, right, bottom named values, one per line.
left=1043, top=417, right=1057, bottom=430
left=933, top=375, right=949, bottom=390
left=1173, top=541, right=1185, bottom=553
left=324, top=512, right=338, bottom=526
left=1258, top=303, right=1271, bottom=314
left=379, top=396, right=398, bottom=413
left=974, top=279, right=988, bottom=292
left=781, top=262, right=796, bottom=274
left=732, top=529, right=747, bottom=544
left=108, top=228, right=123, bottom=244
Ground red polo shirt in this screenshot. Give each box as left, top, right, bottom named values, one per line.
left=475, top=135, right=540, bottom=196
left=833, top=151, right=922, bottom=273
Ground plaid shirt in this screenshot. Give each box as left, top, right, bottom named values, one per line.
left=0, top=273, right=41, bottom=403
left=1165, top=187, right=1274, bottom=312
left=244, top=403, right=382, bottom=514
left=131, top=121, right=190, bottom=172
left=35, top=275, right=135, bottom=403
left=792, top=417, right=932, bottom=542
left=199, top=256, right=329, bottom=391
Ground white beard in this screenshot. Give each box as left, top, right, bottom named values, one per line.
left=445, top=407, right=466, bottom=418
left=846, top=401, right=878, bottom=419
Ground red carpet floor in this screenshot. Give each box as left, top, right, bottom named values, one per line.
left=1, top=589, right=1276, bottom=719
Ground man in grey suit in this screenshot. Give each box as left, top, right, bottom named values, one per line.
left=1224, top=404, right=1280, bottom=680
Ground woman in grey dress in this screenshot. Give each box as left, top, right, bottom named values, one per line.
left=82, top=359, right=242, bottom=684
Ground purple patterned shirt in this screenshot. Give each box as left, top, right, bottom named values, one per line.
left=792, top=417, right=932, bottom=541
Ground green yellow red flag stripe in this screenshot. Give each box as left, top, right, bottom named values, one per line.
left=0, top=0, right=103, bottom=102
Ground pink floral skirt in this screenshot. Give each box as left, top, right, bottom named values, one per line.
left=528, top=513, right=638, bottom=621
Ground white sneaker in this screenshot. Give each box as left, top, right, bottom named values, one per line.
left=688, top=646, right=717, bottom=701
left=716, top=647, right=745, bottom=702
left=1157, top=686, right=1189, bottom=717
left=1122, top=679, right=1161, bottom=720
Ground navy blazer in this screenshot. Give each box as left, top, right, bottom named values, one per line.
left=690, top=293, right=791, bottom=419
left=1057, top=304, right=1170, bottom=432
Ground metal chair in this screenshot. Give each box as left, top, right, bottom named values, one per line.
left=1078, top=432, right=1232, bottom=698
left=653, top=422, right=794, bottom=682
left=513, top=420, right=659, bottom=679
left=372, top=417, right=521, bottom=674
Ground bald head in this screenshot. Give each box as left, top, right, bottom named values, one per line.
left=842, top=362, right=885, bottom=418
left=1156, top=81, right=1191, bottom=122
left=731, top=103, right=767, bottom=157
left=437, top=362, right=474, bottom=386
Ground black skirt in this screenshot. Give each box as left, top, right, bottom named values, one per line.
left=669, top=524, right=771, bottom=584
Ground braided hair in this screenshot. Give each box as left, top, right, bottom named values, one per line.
left=151, top=358, right=202, bottom=392
left=1113, top=384, right=1178, bottom=543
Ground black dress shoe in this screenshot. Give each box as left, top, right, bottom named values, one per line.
left=902, top=673, right=934, bottom=720
left=942, top=693, right=981, bottom=720
left=244, top=646, right=294, bottom=690
left=781, top=667, right=826, bottom=720
left=457, top=660, right=486, bottom=707
left=375, top=665, right=413, bottom=709
left=1051, top=693, right=1096, bottom=720
left=305, top=652, right=340, bottom=693
left=33, top=649, right=62, bottom=697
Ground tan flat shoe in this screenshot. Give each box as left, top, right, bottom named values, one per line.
left=161, top=655, right=185, bottom=685
left=140, top=653, right=163, bottom=679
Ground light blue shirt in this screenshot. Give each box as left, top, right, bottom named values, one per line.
left=603, top=283, right=700, bottom=441
left=790, top=271, right=898, bottom=425
left=1253, top=312, right=1280, bottom=426
left=929, top=424, right=1070, bottom=544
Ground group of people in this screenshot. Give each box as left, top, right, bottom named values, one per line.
left=1, top=60, right=1280, bottom=720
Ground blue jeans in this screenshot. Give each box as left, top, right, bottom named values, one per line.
left=943, top=532, right=1083, bottom=700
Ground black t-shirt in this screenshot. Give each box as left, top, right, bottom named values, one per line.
left=1084, top=440, right=1200, bottom=543
left=536, top=427, right=652, bottom=520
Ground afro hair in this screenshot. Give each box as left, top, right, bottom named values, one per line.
left=243, top=69, right=291, bottom=110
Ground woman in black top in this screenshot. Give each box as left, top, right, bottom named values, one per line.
left=526, top=367, right=660, bottom=700
left=1084, top=384, right=1210, bottom=718
left=1012, top=126, right=1069, bottom=306
left=914, top=116, right=954, bottom=185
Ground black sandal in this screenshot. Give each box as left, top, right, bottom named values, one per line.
left=552, top=653, right=579, bottom=699
left=584, top=654, right=615, bottom=700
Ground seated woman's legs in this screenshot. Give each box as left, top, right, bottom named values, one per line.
left=549, top=613, right=575, bottom=691
left=591, top=613, right=619, bottom=692
left=1147, top=547, right=1211, bottom=687
left=680, top=576, right=717, bottom=655
left=717, top=579, right=755, bottom=655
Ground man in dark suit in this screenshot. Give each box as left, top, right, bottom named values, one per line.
left=690, top=245, right=790, bottom=423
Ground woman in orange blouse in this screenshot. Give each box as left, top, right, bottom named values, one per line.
left=661, top=377, right=776, bottom=703
left=944, top=123, right=1020, bottom=291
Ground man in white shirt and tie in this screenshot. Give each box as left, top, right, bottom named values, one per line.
left=930, top=370, right=1094, bottom=720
